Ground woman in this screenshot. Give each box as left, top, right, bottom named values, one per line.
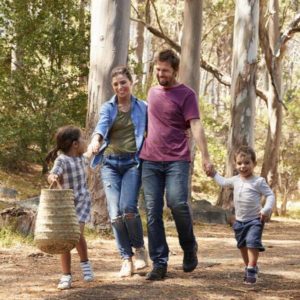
left=89, top=66, right=148, bottom=277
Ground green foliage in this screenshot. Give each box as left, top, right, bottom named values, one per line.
left=193, top=98, right=230, bottom=200
left=0, top=227, right=34, bottom=247
left=286, top=208, right=300, bottom=219
left=0, top=0, right=90, bottom=170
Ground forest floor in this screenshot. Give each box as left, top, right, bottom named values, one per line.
left=0, top=217, right=299, bottom=300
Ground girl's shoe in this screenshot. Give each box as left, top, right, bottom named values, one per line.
left=80, top=261, right=94, bottom=282
left=134, top=247, right=148, bottom=270
left=57, top=274, right=72, bottom=290
left=119, top=258, right=133, bottom=277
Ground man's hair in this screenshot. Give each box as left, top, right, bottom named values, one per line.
left=155, top=49, right=180, bottom=71
left=234, top=145, right=256, bottom=163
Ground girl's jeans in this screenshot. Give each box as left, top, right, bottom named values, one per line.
left=142, top=160, right=196, bottom=267
left=101, top=154, right=144, bottom=259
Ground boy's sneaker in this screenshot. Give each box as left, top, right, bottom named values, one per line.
left=244, top=265, right=259, bottom=281
left=146, top=265, right=167, bottom=281
left=57, top=274, right=72, bottom=290
left=134, top=247, right=148, bottom=270
left=80, top=260, right=94, bottom=282
left=183, top=243, right=198, bottom=272
left=244, top=267, right=258, bottom=284
left=119, top=258, right=133, bottom=277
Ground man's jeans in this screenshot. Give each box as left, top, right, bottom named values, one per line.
left=142, top=160, right=196, bottom=267
left=101, top=154, right=144, bottom=259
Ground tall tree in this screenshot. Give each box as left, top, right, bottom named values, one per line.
left=217, top=0, right=259, bottom=208
left=179, top=0, right=203, bottom=200
left=179, top=0, right=202, bottom=94
left=131, top=0, right=147, bottom=93
left=259, top=0, right=282, bottom=215
left=86, top=0, right=131, bottom=228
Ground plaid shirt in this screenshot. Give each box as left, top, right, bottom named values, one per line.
left=50, top=154, right=91, bottom=223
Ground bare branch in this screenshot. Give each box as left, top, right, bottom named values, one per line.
left=130, top=18, right=268, bottom=102
left=131, top=3, right=140, bottom=19
left=275, top=12, right=300, bottom=57
left=130, top=17, right=180, bottom=52
left=150, top=0, right=165, bottom=36
left=202, top=15, right=234, bottom=42
left=266, top=13, right=300, bottom=111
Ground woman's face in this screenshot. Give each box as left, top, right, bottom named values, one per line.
left=111, top=74, right=132, bottom=100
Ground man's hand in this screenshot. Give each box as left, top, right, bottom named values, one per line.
left=202, top=160, right=215, bottom=177
left=204, top=162, right=216, bottom=177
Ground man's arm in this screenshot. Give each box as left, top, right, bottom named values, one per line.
left=190, top=118, right=212, bottom=172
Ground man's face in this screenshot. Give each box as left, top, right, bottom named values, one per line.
left=155, top=61, right=177, bottom=87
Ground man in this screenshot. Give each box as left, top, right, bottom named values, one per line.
left=140, top=49, right=212, bottom=280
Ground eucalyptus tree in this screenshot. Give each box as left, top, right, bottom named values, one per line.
left=217, top=0, right=259, bottom=208
left=86, top=0, right=131, bottom=228
left=258, top=0, right=300, bottom=214
left=179, top=0, right=203, bottom=199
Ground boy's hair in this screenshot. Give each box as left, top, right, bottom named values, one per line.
left=234, top=145, right=256, bottom=163
left=46, top=125, right=82, bottom=164
left=111, top=65, right=133, bottom=83
left=155, top=49, right=180, bottom=72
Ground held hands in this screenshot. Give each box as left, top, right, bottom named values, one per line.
left=89, top=135, right=101, bottom=154
left=203, top=161, right=216, bottom=177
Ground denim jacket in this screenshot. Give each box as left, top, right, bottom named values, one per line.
left=90, top=95, right=147, bottom=168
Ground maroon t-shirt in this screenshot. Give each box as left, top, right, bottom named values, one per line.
left=140, top=84, right=200, bottom=162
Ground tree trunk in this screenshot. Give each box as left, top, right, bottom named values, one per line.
left=86, top=0, right=131, bottom=229
left=217, top=0, right=259, bottom=209
left=78, top=0, right=88, bottom=85
left=179, top=0, right=203, bottom=202
left=142, top=2, right=152, bottom=94
left=280, top=192, right=288, bottom=216
left=260, top=0, right=282, bottom=198
left=131, top=0, right=145, bottom=92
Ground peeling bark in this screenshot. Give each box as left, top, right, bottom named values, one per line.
left=131, top=17, right=268, bottom=102
left=86, top=0, right=131, bottom=228
left=179, top=0, right=203, bottom=201
left=217, top=0, right=259, bottom=208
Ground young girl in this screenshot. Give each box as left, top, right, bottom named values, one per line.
left=207, top=146, right=275, bottom=284
left=46, top=125, right=94, bottom=290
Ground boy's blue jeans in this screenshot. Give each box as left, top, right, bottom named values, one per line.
left=142, top=160, right=196, bottom=267
left=101, top=154, right=144, bottom=259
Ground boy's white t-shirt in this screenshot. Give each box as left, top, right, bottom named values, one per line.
left=213, top=173, right=275, bottom=222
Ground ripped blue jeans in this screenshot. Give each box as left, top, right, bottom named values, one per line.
left=101, top=153, right=144, bottom=259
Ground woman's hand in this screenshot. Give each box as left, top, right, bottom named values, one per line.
left=89, top=134, right=102, bottom=154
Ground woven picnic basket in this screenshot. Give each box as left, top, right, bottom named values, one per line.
left=34, top=187, right=80, bottom=254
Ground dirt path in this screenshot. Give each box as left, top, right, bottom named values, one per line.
left=0, top=218, right=299, bottom=300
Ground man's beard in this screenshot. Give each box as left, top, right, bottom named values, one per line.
left=157, top=76, right=171, bottom=87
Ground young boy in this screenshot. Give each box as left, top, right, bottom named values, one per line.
left=208, top=146, right=275, bottom=284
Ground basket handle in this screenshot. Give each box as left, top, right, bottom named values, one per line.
left=49, top=179, right=63, bottom=190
